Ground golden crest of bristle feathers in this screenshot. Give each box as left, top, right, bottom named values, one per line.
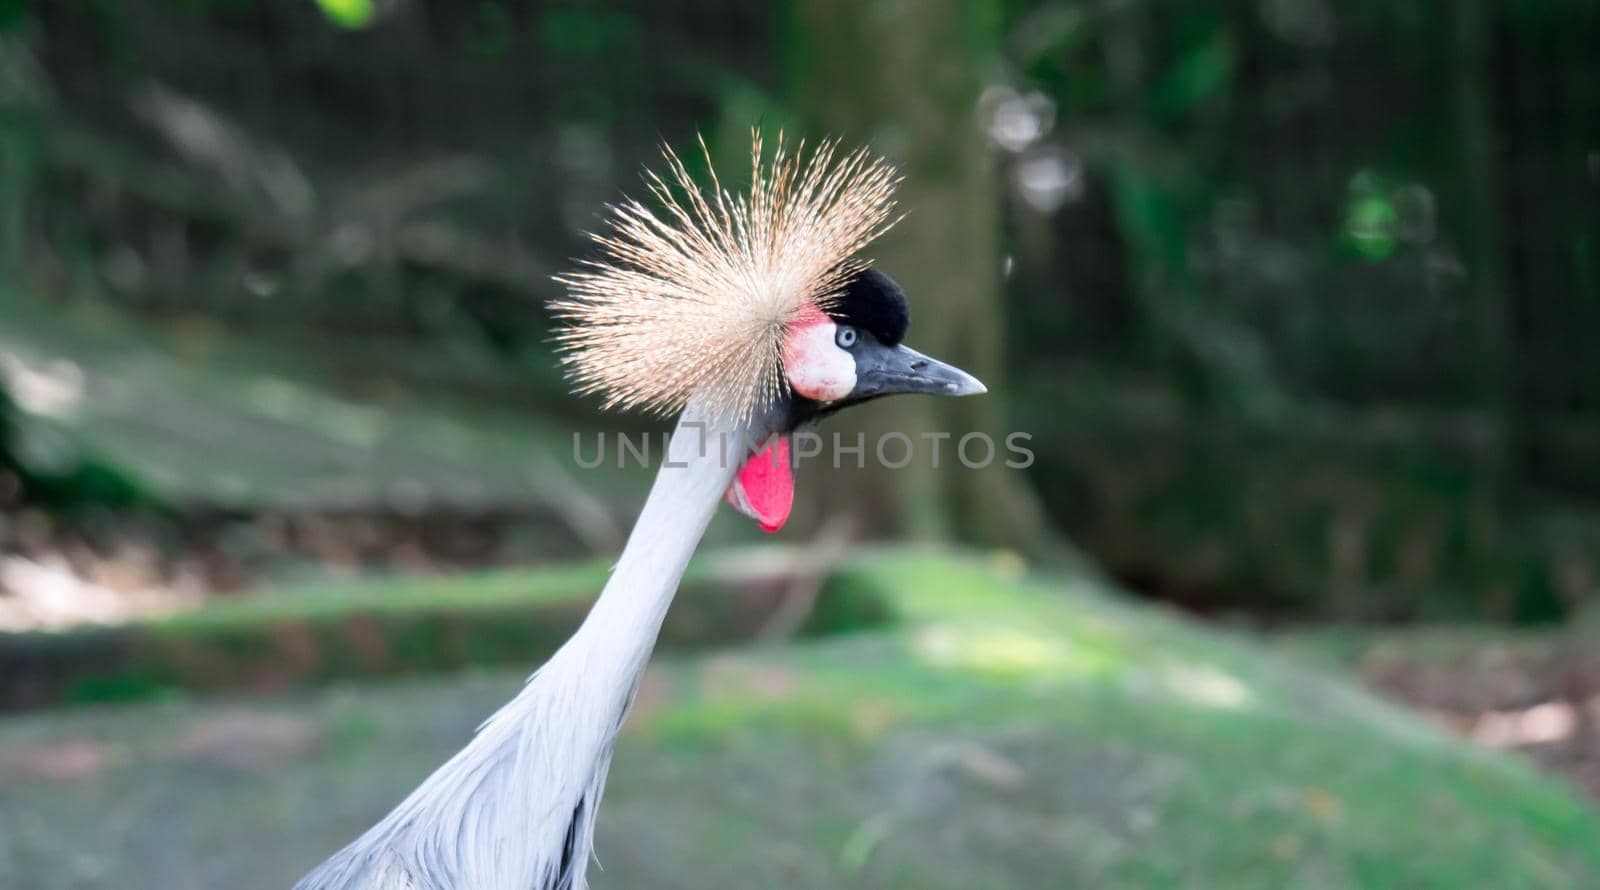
left=550, top=132, right=900, bottom=424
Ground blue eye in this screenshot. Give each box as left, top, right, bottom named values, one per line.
left=835, top=325, right=858, bottom=349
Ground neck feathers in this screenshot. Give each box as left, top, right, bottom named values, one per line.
left=296, top=406, right=764, bottom=890
left=570, top=406, right=752, bottom=675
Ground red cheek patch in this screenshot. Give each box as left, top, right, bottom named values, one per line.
left=791, top=302, right=831, bottom=327
left=725, top=435, right=793, bottom=533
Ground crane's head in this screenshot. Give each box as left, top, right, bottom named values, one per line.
left=552, top=132, right=985, bottom=532
left=778, top=264, right=984, bottom=417
left=716, top=263, right=984, bottom=532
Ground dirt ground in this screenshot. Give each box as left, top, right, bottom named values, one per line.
left=1324, top=629, right=1600, bottom=800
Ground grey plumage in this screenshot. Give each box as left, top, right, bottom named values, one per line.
left=295, top=132, right=911, bottom=890
left=295, top=405, right=764, bottom=890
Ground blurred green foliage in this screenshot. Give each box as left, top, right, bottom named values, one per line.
left=0, top=0, right=1596, bottom=622
left=314, top=0, right=374, bottom=30
left=995, top=0, right=1600, bottom=621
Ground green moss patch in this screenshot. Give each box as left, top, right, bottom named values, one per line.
left=0, top=552, right=891, bottom=709
left=2, top=549, right=1595, bottom=888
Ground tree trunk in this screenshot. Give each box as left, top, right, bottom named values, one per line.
left=786, top=0, right=1056, bottom=549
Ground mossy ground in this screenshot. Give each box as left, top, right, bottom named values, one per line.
left=0, top=294, right=629, bottom=510
left=3, top=550, right=1596, bottom=889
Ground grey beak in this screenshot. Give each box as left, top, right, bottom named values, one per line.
left=849, top=340, right=987, bottom=402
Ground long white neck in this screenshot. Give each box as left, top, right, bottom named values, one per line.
left=560, top=407, right=750, bottom=694
left=295, top=406, right=765, bottom=890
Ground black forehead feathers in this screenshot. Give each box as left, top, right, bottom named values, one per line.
left=826, top=267, right=910, bottom=347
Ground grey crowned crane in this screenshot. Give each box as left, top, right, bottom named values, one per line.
left=295, top=133, right=985, bottom=890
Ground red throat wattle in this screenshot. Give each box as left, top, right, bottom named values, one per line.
left=725, top=435, right=793, bottom=533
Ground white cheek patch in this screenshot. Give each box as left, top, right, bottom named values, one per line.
left=783, top=320, right=856, bottom=402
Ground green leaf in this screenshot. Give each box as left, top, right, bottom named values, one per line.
left=1345, top=194, right=1399, bottom=260
left=0, top=0, right=28, bottom=33
left=316, top=0, right=374, bottom=30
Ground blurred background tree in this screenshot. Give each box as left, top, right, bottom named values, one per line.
left=790, top=0, right=1058, bottom=548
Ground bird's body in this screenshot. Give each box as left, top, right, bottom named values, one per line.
left=297, top=134, right=983, bottom=889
